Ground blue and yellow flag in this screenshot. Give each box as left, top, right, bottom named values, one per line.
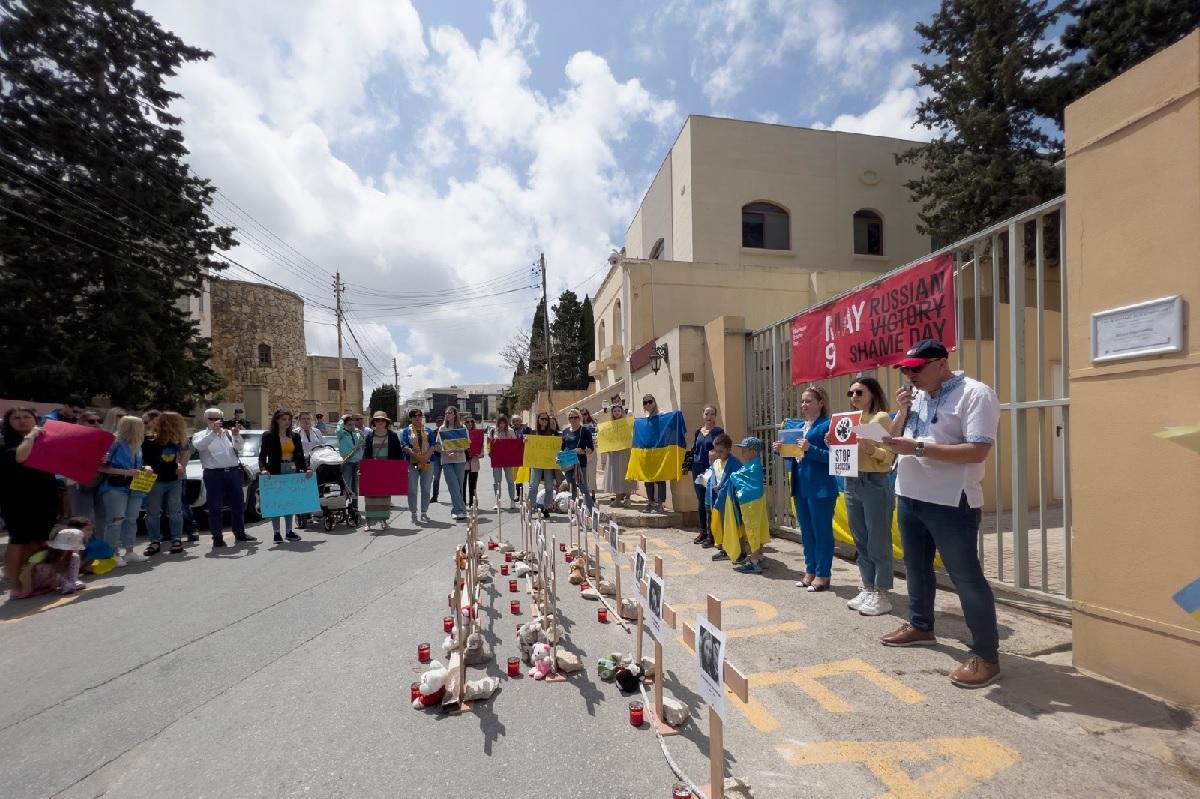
left=708, top=455, right=742, bottom=557
left=1173, top=578, right=1200, bottom=623
left=438, top=427, right=470, bottom=452
left=728, top=456, right=769, bottom=558
left=625, top=411, right=687, bottom=482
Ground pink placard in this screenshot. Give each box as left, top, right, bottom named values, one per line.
left=24, top=420, right=115, bottom=484
left=488, top=438, right=524, bottom=468
left=358, top=458, right=409, bottom=496
left=468, top=428, right=486, bottom=457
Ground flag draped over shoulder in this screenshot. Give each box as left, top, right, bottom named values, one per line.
left=727, top=456, right=769, bottom=558
left=625, top=411, right=687, bottom=482
left=708, top=455, right=742, bottom=556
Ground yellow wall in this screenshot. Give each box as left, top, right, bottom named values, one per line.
left=1064, top=31, right=1200, bottom=706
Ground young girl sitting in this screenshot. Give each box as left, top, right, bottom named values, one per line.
left=16, top=524, right=88, bottom=598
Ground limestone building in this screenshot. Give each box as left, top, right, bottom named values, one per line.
left=305, top=354, right=364, bottom=421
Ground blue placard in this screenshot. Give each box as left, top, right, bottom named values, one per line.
left=556, top=449, right=579, bottom=468
left=259, top=472, right=321, bottom=517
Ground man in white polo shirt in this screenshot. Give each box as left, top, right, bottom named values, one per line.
left=192, top=408, right=258, bottom=549
left=882, top=339, right=1002, bottom=689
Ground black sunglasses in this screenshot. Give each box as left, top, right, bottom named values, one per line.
left=642, top=399, right=655, bottom=405
left=847, top=389, right=865, bottom=398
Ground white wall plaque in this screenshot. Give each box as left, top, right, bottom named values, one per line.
left=1091, top=295, right=1184, bottom=364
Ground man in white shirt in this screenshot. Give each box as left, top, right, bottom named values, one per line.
left=191, top=408, right=258, bottom=549
left=882, top=339, right=1002, bottom=689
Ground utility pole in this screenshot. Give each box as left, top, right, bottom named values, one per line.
left=334, top=272, right=345, bottom=415
left=540, top=252, right=554, bottom=415
left=393, top=357, right=400, bottom=422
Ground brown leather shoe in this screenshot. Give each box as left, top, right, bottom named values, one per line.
left=880, top=623, right=937, bottom=647
left=950, top=656, right=1000, bottom=688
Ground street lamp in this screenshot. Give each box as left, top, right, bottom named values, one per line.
left=649, top=343, right=669, bottom=375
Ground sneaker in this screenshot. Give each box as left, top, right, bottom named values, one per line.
left=234, top=534, right=259, bottom=543
left=847, top=588, right=871, bottom=611
left=693, top=532, right=707, bottom=544
left=274, top=534, right=284, bottom=543
left=880, top=623, right=937, bottom=647
left=733, top=559, right=764, bottom=574
left=950, top=656, right=1001, bottom=689
left=859, top=591, right=892, bottom=617
left=711, top=550, right=729, bottom=561
left=421, top=513, right=431, bottom=523
left=114, top=555, right=127, bottom=567
left=699, top=536, right=715, bottom=549
left=411, top=514, right=420, bottom=526
left=211, top=538, right=227, bottom=549
left=187, top=533, right=200, bottom=543
left=733, top=551, right=748, bottom=565
left=124, top=551, right=149, bottom=563
left=286, top=531, right=301, bottom=541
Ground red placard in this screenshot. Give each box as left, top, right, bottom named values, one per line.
left=24, top=420, right=115, bottom=484
left=827, top=411, right=862, bottom=446
left=468, top=428, right=486, bottom=457
left=790, top=253, right=956, bottom=385
left=358, top=458, right=409, bottom=496
left=488, top=438, right=524, bottom=468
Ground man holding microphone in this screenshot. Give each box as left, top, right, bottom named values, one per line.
left=881, top=339, right=1002, bottom=689
left=192, top=408, right=258, bottom=549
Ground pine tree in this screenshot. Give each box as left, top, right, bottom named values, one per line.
left=579, top=295, right=595, bottom=388
left=368, top=385, right=398, bottom=417
left=528, top=298, right=548, bottom=374
left=1059, top=1, right=1200, bottom=101
left=897, top=0, right=1065, bottom=242
left=550, top=290, right=584, bottom=390
left=0, top=0, right=233, bottom=409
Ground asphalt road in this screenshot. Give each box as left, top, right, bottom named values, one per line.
left=3, top=479, right=1199, bottom=799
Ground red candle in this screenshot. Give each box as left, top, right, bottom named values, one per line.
left=488, top=540, right=497, bottom=550
left=410, top=681, right=421, bottom=702
left=559, top=542, right=566, bottom=552
left=580, top=582, right=590, bottom=591
left=565, top=553, right=573, bottom=563
left=673, top=786, right=692, bottom=798
left=629, top=701, right=644, bottom=727
left=507, top=657, right=520, bottom=677
left=510, top=600, right=521, bottom=615
left=597, top=607, right=608, bottom=623
left=505, top=552, right=513, bottom=563
left=417, top=643, right=431, bottom=663
left=443, top=616, right=454, bottom=633
left=509, top=580, right=518, bottom=592
left=500, top=564, right=509, bottom=575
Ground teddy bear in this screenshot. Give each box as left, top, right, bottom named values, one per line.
left=412, top=660, right=448, bottom=709
left=528, top=642, right=554, bottom=680
left=614, top=660, right=644, bottom=693
left=517, top=620, right=547, bottom=664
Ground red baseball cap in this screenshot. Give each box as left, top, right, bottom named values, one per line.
left=894, top=339, right=949, bottom=369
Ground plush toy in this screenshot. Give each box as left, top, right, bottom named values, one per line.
left=463, top=631, right=494, bottom=666
left=597, top=654, right=619, bottom=681
left=514, top=562, right=531, bottom=578
left=517, top=621, right=547, bottom=664
left=528, top=642, right=553, bottom=680
left=412, top=660, right=448, bottom=709
left=614, top=661, right=643, bottom=693
left=441, top=633, right=458, bottom=657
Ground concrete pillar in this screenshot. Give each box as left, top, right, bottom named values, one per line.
left=241, top=385, right=270, bottom=429
left=1064, top=31, right=1200, bottom=705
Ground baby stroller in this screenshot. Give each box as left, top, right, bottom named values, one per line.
left=309, top=445, right=359, bottom=530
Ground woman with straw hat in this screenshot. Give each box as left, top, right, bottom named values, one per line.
left=362, top=411, right=404, bottom=529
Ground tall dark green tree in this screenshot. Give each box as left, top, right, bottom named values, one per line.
left=368, top=385, right=398, bottom=417
left=1059, top=0, right=1200, bottom=102
left=528, top=298, right=548, bottom=375
left=579, top=294, right=595, bottom=385
left=550, top=290, right=586, bottom=390
left=897, top=0, right=1065, bottom=242
left=0, top=0, right=232, bottom=409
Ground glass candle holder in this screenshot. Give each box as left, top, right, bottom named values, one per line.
left=507, top=657, right=520, bottom=677
left=443, top=616, right=454, bottom=633
left=628, top=701, right=644, bottom=727
left=597, top=607, right=608, bottom=623
left=509, top=580, right=518, bottom=592
left=417, top=643, right=431, bottom=663
left=510, top=600, right=521, bottom=615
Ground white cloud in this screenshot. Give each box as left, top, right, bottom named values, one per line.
left=678, top=0, right=905, bottom=104
left=139, top=0, right=678, bottom=403
left=811, top=62, right=933, bottom=141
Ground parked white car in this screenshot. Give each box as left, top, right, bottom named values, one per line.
left=184, top=429, right=265, bottom=523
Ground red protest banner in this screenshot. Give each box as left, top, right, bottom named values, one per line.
left=468, top=428, right=485, bottom=457
left=358, top=458, right=408, bottom=496
left=790, top=253, right=956, bottom=385
left=827, top=411, right=862, bottom=446
left=488, top=438, right=524, bottom=468
left=24, top=420, right=114, bottom=484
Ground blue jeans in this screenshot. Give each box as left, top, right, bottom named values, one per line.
left=430, top=457, right=442, bottom=499
left=408, top=463, right=433, bottom=515
left=530, top=468, right=556, bottom=510
left=794, top=492, right=837, bottom=578
left=845, top=472, right=895, bottom=590
left=566, top=466, right=593, bottom=512
left=145, top=479, right=183, bottom=542
left=693, top=481, right=710, bottom=535
left=493, top=467, right=516, bottom=502
left=267, top=462, right=296, bottom=536
left=203, top=467, right=245, bottom=541
left=441, top=461, right=467, bottom=517
left=898, top=494, right=999, bottom=663
left=342, top=461, right=360, bottom=497
left=102, top=489, right=144, bottom=550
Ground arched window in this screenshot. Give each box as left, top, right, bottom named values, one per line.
left=258, top=343, right=272, bottom=366
left=741, top=202, right=789, bottom=250
left=648, top=238, right=665, bottom=259
left=853, top=209, right=884, bottom=255
left=597, top=320, right=607, bottom=356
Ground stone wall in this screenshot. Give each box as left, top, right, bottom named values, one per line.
left=209, top=279, right=307, bottom=416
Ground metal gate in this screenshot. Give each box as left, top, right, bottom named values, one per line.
left=746, top=197, right=1071, bottom=604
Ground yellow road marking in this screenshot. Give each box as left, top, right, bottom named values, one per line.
left=777, top=737, right=1019, bottom=799
left=2, top=593, right=81, bottom=623
left=732, top=659, right=925, bottom=730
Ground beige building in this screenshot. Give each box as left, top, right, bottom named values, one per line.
left=304, top=354, right=364, bottom=421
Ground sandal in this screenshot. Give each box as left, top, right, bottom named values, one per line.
left=144, top=542, right=161, bottom=556
left=169, top=540, right=184, bottom=554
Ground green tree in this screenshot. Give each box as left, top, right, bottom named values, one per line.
left=368, top=385, right=398, bottom=417
left=1058, top=0, right=1200, bottom=103
left=0, top=0, right=233, bottom=409
left=550, top=289, right=585, bottom=390
left=579, top=294, right=595, bottom=387
left=528, top=298, right=548, bottom=375
left=897, top=0, right=1065, bottom=242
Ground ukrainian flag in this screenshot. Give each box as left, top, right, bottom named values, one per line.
left=721, top=456, right=768, bottom=562
left=439, top=427, right=470, bottom=452
left=709, top=456, right=743, bottom=559
left=625, top=411, right=687, bottom=482
left=1173, top=578, right=1200, bottom=623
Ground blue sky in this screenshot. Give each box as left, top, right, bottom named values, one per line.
left=142, top=0, right=954, bottom=400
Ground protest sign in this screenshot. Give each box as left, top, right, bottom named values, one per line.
left=358, top=458, right=409, bottom=496
left=828, top=411, right=861, bottom=478
left=130, top=471, right=157, bottom=493
left=790, top=252, right=956, bottom=384
left=468, top=429, right=485, bottom=457
left=633, top=547, right=647, bottom=586
left=645, top=572, right=665, bottom=642
left=259, top=472, right=320, bottom=517
left=696, top=615, right=728, bottom=722
left=24, top=420, right=113, bottom=484
left=489, top=438, right=524, bottom=468
left=592, top=507, right=601, bottom=534
left=555, top=449, right=579, bottom=469
left=522, top=435, right=560, bottom=470
left=607, top=520, right=620, bottom=558
left=777, top=428, right=805, bottom=458
left=439, top=427, right=470, bottom=452
left=596, top=416, right=634, bottom=452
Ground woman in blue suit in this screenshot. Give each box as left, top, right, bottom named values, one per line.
left=772, top=386, right=839, bottom=592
